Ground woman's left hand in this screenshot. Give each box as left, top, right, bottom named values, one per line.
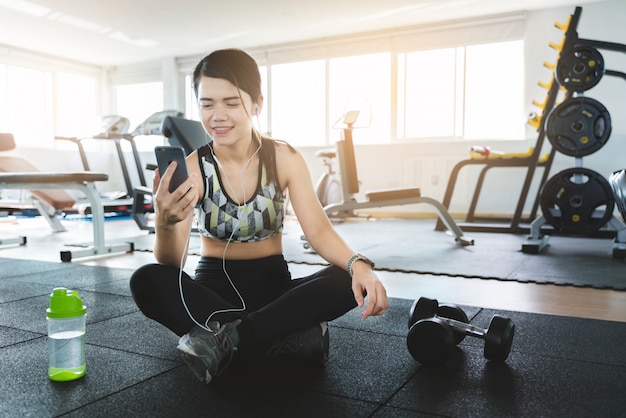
left=351, top=265, right=388, bottom=319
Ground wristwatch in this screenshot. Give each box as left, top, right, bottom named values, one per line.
left=347, top=253, right=375, bottom=277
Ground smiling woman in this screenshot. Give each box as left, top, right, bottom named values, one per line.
left=129, top=48, right=389, bottom=385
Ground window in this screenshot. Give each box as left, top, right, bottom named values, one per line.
left=269, top=60, right=325, bottom=147
left=183, top=41, right=525, bottom=146
left=185, top=76, right=199, bottom=122
left=401, top=48, right=458, bottom=139
left=464, top=40, right=525, bottom=140
left=399, top=40, right=525, bottom=141
left=328, top=53, right=390, bottom=145
left=6, top=65, right=52, bottom=148
left=0, top=64, right=6, bottom=130
left=115, top=81, right=164, bottom=151
left=258, top=66, right=269, bottom=135
left=56, top=72, right=99, bottom=138
left=0, top=64, right=100, bottom=148
left=115, top=82, right=163, bottom=131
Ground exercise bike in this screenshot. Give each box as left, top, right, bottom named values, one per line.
left=302, top=108, right=473, bottom=250
left=314, top=109, right=363, bottom=219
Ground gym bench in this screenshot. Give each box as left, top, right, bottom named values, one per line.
left=0, top=172, right=134, bottom=262
left=324, top=187, right=474, bottom=246
left=320, top=116, right=473, bottom=246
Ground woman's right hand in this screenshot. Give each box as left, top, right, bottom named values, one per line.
left=153, top=162, right=198, bottom=228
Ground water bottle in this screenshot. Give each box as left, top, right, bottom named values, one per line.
left=46, top=287, right=87, bottom=381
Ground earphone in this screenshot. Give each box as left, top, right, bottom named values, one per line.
left=177, top=127, right=263, bottom=332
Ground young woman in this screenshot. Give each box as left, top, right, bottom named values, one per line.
left=130, top=48, right=388, bottom=384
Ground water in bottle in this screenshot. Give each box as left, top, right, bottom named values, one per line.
left=47, top=287, right=87, bottom=381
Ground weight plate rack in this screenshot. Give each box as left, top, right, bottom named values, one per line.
left=522, top=7, right=626, bottom=259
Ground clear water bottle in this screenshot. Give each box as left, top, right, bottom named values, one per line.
left=46, top=287, right=87, bottom=381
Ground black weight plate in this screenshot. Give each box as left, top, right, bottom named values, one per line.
left=540, top=168, right=615, bottom=234
left=555, top=44, right=605, bottom=92
left=407, top=318, right=455, bottom=365
left=484, top=315, right=515, bottom=362
left=408, top=297, right=438, bottom=328
left=545, top=97, right=612, bottom=157
left=437, top=304, right=469, bottom=344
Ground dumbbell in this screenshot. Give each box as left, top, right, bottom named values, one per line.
left=407, top=297, right=515, bottom=365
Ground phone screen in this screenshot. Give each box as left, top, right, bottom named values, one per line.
left=155, top=146, right=189, bottom=193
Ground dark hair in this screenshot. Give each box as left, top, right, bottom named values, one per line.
left=194, top=48, right=295, bottom=191
left=192, top=48, right=261, bottom=101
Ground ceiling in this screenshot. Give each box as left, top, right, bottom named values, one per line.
left=0, top=0, right=604, bottom=67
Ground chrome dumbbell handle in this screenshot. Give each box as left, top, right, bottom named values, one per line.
left=437, top=316, right=487, bottom=339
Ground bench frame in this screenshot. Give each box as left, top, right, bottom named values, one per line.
left=0, top=172, right=134, bottom=261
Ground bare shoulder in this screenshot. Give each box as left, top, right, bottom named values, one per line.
left=272, top=139, right=299, bottom=156
left=271, top=139, right=307, bottom=188
left=273, top=140, right=303, bottom=167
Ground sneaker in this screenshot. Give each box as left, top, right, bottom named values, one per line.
left=177, top=319, right=241, bottom=384
left=266, top=321, right=329, bottom=364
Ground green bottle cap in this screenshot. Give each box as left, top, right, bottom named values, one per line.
left=46, top=287, right=87, bottom=318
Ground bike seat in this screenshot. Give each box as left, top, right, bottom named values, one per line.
left=316, top=149, right=336, bottom=159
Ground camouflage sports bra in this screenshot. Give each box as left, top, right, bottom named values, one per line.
left=194, top=143, right=285, bottom=243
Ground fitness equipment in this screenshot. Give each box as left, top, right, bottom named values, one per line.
left=310, top=108, right=473, bottom=246
left=555, top=44, right=605, bottom=92
left=438, top=6, right=626, bottom=237
left=408, top=297, right=469, bottom=345
left=0, top=133, right=76, bottom=232
left=539, top=167, right=615, bottom=235
left=407, top=297, right=515, bottom=365
left=312, top=110, right=360, bottom=217
left=57, top=111, right=182, bottom=217
left=545, top=97, right=611, bottom=157
left=314, top=150, right=342, bottom=209
left=610, top=169, right=626, bottom=224
left=407, top=297, right=514, bottom=365
left=132, top=116, right=208, bottom=232
left=56, top=115, right=133, bottom=204
left=609, top=170, right=626, bottom=259
left=609, top=170, right=626, bottom=258
left=524, top=167, right=626, bottom=256
left=160, top=116, right=208, bottom=154
left=521, top=5, right=626, bottom=256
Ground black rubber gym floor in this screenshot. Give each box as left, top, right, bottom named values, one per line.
left=1, top=257, right=625, bottom=417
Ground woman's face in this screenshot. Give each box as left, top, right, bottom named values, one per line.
left=197, top=76, right=260, bottom=147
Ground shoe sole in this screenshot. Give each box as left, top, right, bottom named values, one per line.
left=180, top=352, right=213, bottom=384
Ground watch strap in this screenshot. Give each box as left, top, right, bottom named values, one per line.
left=347, top=253, right=375, bottom=277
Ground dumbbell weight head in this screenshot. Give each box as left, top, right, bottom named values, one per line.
left=407, top=317, right=455, bottom=365
left=435, top=304, right=469, bottom=344
left=408, top=297, right=468, bottom=344
left=484, top=315, right=515, bottom=362
left=408, top=297, right=438, bottom=328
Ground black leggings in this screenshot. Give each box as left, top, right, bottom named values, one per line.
left=129, top=255, right=357, bottom=349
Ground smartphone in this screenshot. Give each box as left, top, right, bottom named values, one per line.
left=155, top=146, right=189, bottom=193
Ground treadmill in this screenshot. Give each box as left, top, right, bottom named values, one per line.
left=56, top=110, right=183, bottom=215
left=132, top=116, right=208, bottom=231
